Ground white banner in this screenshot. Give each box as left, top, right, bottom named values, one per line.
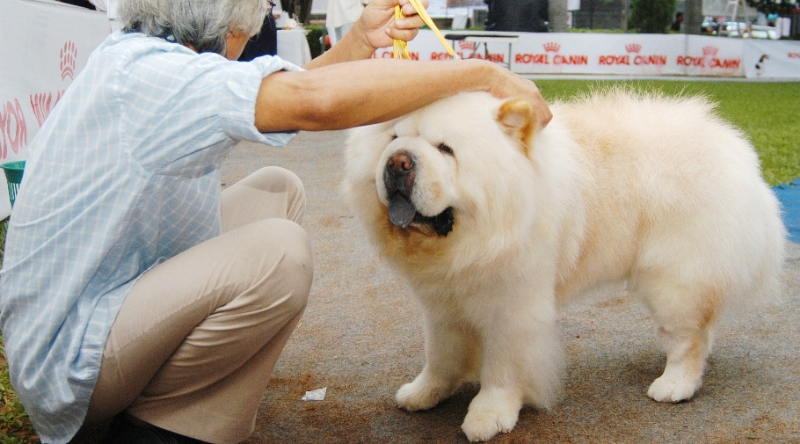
left=0, top=0, right=110, bottom=218
left=510, top=33, right=688, bottom=76
left=375, top=31, right=752, bottom=77
left=743, top=38, right=800, bottom=78
left=683, top=35, right=745, bottom=77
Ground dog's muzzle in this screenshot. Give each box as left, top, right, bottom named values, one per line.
left=383, top=151, right=454, bottom=236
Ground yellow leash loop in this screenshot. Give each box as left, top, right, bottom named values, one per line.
left=393, top=6, right=411, bottom=59
left=393, top=0, right=458, bottom=60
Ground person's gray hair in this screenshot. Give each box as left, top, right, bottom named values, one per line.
left=118, top=0, right=268, bottom=55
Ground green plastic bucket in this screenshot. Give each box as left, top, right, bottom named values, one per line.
left=1, top=161, right=25, bottom=207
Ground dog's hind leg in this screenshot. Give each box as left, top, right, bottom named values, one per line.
left=638, top=278, right=721, bottom=403
left=647, top=322, right=714, bottom=402
left=396, top=310, right=478, bottom=412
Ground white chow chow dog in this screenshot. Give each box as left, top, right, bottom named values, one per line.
left=342, top=90, right=786, bottom=442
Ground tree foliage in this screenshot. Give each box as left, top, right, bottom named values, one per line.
left=629, top=0, right=676, bottom=33
left=745, top=0, right=799, bottom=17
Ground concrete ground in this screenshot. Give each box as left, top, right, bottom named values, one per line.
left=223, top=131, right=800, bottom=444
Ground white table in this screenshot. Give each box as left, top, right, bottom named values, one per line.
left=277, top=29, right=312, bottom=67
left=443, top=31, right=519, bottom=70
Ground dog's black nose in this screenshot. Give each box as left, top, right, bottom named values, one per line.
left=385, top=152, right=415, bottom=197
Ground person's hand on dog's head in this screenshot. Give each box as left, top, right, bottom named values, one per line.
left=485, top=63, right=553, bottom=129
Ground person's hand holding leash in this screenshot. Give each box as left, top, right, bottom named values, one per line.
left=358, top=0, right=430, bottom=50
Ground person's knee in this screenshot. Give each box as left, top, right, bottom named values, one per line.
left=245, top=166, right=305, bottom=200
left=246, top=166, right=306, bottom=224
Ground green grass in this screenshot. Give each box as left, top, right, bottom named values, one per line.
left=534, top=80, right=800, bottom=186
left=0, top=80, right=797, bottom=443
left=1, top=336, right=37, bottom=443
left=1, top=220, right=39, bottom=443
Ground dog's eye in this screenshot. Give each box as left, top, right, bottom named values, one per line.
left=437, top=143, right=454, bottom=156
left=391, top=134, right=398, bottom=140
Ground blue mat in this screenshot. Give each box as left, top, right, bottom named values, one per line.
left=774, top=179, right=800, bottom=244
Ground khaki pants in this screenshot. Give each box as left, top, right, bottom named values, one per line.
left=84, top=167, right=313, bottom=443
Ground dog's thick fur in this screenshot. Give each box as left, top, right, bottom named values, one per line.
left=342, top=90, right=786, bottom=442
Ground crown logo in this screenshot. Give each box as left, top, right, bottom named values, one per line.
left=625, top=43, right=642, bottom=53
left=60, top=41, right=77, bottom=81
left=702, top=46, right=719, bottom=57
left=457, top=41, right=475, bottom=51
left=543, top=42, right=560, bottom=52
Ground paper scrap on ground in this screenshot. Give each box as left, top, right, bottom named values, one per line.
left=301, top=387, right=327, bottom=401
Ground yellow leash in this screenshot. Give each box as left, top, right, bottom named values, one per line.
left=393, top=0, right=458, bottom=60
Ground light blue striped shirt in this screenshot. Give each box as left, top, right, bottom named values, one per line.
left=0, top=31, right=300, bottom=443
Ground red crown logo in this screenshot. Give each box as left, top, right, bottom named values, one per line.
left=60, top=41, right=77, bottom=81
left=543, top=42, right=560, bottom=52
left=457, top=41, right=475, bottom=51
left=702, top=46, right=719, bottom=57
left=625, top=43, right=642, bottom=53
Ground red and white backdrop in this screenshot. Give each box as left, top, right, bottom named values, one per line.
left=2, top=0, right=800, bottom=218
left=0, top=0, right=110, bottom=218
left=374, top=31, right=800, bottom=78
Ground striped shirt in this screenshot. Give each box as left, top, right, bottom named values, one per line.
left=0, top=31, right=300, bottom=443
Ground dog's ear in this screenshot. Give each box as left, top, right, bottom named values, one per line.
left=496, top=99, right=536, bottom=156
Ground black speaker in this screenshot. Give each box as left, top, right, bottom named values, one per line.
left=484, top=0, right=549, bottom=32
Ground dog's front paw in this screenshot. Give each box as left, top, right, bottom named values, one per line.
left=647, top=375, right=701, bottom=403
left=396, top=377, right=452, bottom=411
left=461, top=388, right=521, bottom=442
left=461, top=407, right=518, bottom=442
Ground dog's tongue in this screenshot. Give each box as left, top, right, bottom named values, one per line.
left=388, top=194, right=416, bottom=228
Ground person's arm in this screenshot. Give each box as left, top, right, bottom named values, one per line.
left=254, top=0, right=552, bottom=132
left=255, top=57, right=550, bottom=132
